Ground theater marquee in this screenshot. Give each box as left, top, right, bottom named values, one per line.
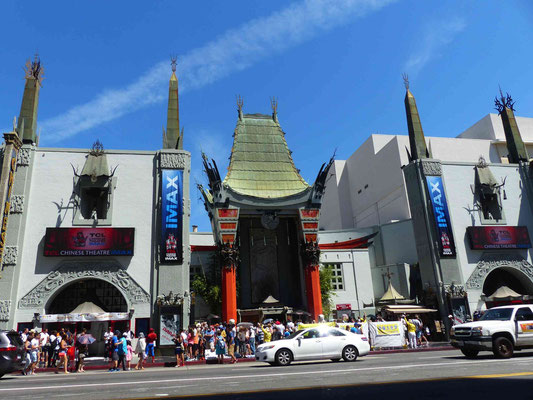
left=43, top=227, right=135, bottom=256
left=467, top=226, right=531, bottom=250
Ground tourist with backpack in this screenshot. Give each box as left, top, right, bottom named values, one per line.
left=215, top=329, right=226, bottom=364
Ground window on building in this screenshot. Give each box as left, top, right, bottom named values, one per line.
left=190, top=265, right=203, bottom=282
left=474, top=159, right=505, bottom=225
left=80, top=186, right=109, bottom=219
left=72, top=141, right=117, bottom=226
left=324, top=263, right=344, bottom=291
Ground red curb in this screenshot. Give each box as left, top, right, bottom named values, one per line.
left=370, top=345, right=453, bottom=355
left=29, top=357, right=257, bottom=373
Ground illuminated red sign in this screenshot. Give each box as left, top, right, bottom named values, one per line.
left=467, top=226, right=531, bottom=250
left=44, top=228, right=135, bottom=256
left=336, top=304, right=352, bottom=311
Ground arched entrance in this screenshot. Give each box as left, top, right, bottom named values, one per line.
left=483, top=267, right=533, bottom=297
left=47, top=279, right=128, bottom=314
left=45, top=279, right=130, bottom=356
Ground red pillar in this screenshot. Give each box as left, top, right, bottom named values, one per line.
left=222, top=265, right=237, bottom=323
left=305, top=264, right=322, bottom=322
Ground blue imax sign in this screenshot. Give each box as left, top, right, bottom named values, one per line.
left=161, top=169, right=183, bottom=264
left=426, top=175, right=456, bottom=257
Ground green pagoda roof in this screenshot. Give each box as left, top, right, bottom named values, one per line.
left=223, top=113, right=310, bottom=199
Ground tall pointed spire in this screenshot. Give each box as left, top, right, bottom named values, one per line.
left=163, top=56, right=182, bottom=149
left=403, top=74, right=429, bottom=161
left=495, top=89, right=528, bottom=163
left=18, top=54, right=43, bottom=144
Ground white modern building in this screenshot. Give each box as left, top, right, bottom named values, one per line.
left=321, top=87, right=533, bottom=330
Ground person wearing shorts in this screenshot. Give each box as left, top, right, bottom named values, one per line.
left=173, top=334, right=185, bottom=367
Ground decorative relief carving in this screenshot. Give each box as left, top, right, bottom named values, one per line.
left=160, top=153, right=188, bottom=169
left=302, top=241, right=320, bottom=266
left=17, top=148, right=31, bottom=166
left=18, top=262, right=150, bottom=309
left=444, top=284, right=466, bottom=298
left=421, top=161, right=442, bottom=176
left=217, top=243, right=239, bottom=268
left=3, top=246, right=18, bottom=265
left=0, top=300, right=11, bottom=321
left=466, top=253, right=533, bottom=290
left=9, top=195, right=24, bottom=214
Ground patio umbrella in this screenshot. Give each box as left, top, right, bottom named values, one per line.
left=77, top=334, right=96, bottom=345
left=237, top=322, right=253, bottom=328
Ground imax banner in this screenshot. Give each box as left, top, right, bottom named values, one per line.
left=426, top=175, right=456, bottom=257
left=161, top=169, right=183, bottom=264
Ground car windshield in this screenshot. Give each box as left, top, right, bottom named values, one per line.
left=285, top=330, right=304, bottom=339
left=479, top=308, right=514, bottom=321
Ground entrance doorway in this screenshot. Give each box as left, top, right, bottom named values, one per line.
left=45, top=279, right=129, bottom=355
left=483, top=267, right=533, bottom=298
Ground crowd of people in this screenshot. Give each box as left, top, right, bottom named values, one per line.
left=19, top=327, right=91, bottom=375
left=169, top=319, right=299, bottom=367
left=17, top=313, right=435, bottom=375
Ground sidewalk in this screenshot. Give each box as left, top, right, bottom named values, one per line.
left=27, top=343, right=453, bottom=374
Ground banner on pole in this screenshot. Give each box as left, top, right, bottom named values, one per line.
left=160, top=169, right=183, bottom=264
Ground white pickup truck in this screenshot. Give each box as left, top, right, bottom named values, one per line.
left=450, top=304, right=533, bottom=358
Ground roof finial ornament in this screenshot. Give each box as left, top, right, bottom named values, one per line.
left=236, top=95, right=244, bottom=120
left=494, top=86, right=515, bottom=114
left=170, top=55, right=177, bottom=72
left=270, top=96, right=278, bottom=122
left=402, top=73, right=409, bottom=90
left=477, top=155, right=488, bottom=168
left=24, top=52, right=44, bottom=84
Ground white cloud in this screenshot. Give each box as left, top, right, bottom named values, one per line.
left=403, top=17, right=466, bottom=76
left=41, top=0, right=396, bottom=144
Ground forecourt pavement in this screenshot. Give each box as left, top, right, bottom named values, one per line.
left=2, top=350, right=533, bottom=399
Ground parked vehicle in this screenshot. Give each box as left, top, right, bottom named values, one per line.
left=0, top=330, right=25, bottom=378
left=451, top=305, right=533, bottom=359
left=255, top=326, right=370, bottom=366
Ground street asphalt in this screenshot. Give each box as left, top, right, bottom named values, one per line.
left=2, top=349, right=533, bottom=399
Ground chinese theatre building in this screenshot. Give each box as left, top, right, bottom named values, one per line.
left=199, top=99, right=332, bottom=322
left=0, top=57, right=191, bottom=350
left=321, top=79, right=533, bottom=334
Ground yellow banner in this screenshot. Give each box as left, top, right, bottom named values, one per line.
left=299, top=322, right=336, bottom=329
left=376, top=323, right=400, bottom=335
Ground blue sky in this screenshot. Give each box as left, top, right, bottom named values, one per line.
left=1, top=0, right=533, bottom=231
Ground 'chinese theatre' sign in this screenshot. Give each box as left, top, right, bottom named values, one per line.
left=44, top=228, right=135, bottom=256
left=160, top=169, right=183, bottom=263
left=425, top=175, right=456, bottom=257
left=467, top=226, right=531, bottom=250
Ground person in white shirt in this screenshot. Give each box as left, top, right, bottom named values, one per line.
left=21, top=328, right=29, bottom=344
left=103, top=327, right=113, bottom=362
left=248, top=326, right=256, bottom=355
left=30, top=332, right=40, bottom=375
left=39, top=328, right=49, bottom=367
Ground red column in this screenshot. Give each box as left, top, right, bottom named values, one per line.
left=305, top=264, right=322, bottom=322
left=222, top=265, right=237, bottom=323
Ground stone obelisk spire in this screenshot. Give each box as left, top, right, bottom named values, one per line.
left=403, top=74, right=429, bottom=161
left=163, top=57, right=182, bottom=150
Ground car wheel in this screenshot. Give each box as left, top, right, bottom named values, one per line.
left=460, top=349, right=479, bottom=359
left=331, top=358, right=341, bottom=362
left=493, top=337, right=513, bottom=359
left=275, top=349, right=292, bottom=366
left=342, top=345, right=358, bottom=362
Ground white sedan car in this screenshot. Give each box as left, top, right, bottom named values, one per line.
left=255, top=326, right=370, bottom=366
